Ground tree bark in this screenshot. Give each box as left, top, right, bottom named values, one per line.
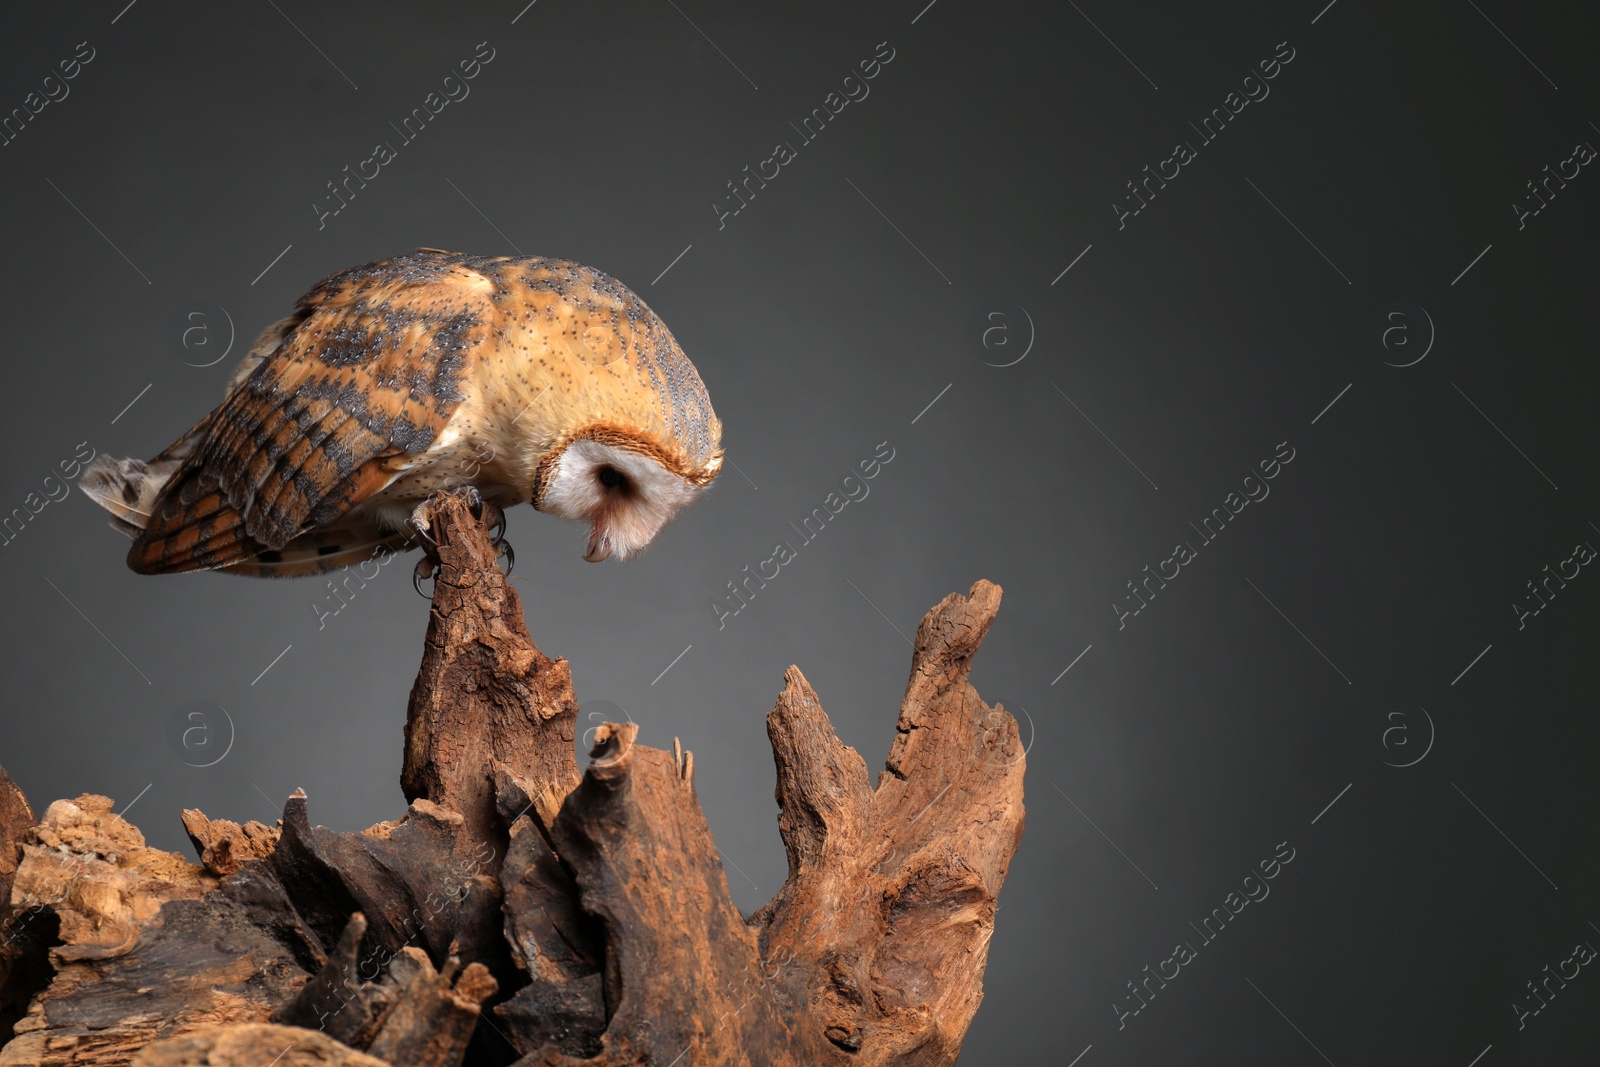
left=0, top=767, right=38, bottom=1040
left=401, top=494, right=582, bottom=859
left=0, top=794, right=306, bottom=1065
left=0, top=491, right=1024, bottom=1066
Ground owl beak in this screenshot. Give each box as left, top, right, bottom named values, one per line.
left=583, top=524, right=611, bottom=563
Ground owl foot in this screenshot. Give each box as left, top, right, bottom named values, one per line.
left=409, top=500, right=439, bottom=548
left=471, top=500, right=512, bottom=576
left=409, top=489, right=512, bottom=594
left=413, top=555, right=439, bottom=599
left=487, top=515, right=507, bottom=548
left=479, top=501, right=507, bottom=546
left=411, top=499, right=446, bottom=598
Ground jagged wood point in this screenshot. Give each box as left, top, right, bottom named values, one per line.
left=0, top=491, right=1024, bottom=1066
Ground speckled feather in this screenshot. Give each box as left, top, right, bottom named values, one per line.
left=119, top=250, right=723, bottom=576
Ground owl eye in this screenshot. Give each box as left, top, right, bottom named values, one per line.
left=597, top=466, right=629, bottom=491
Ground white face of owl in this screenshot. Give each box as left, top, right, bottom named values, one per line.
left=537, top=438, right=702, bottom=562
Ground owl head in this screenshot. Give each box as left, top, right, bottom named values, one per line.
left=532, top=425, right=721, bottom=562
left=507, top=258, right=724, bottom=562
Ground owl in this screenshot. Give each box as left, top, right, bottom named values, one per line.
left=81, top=250, right=723, bottom=576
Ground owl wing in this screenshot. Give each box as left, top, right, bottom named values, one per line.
left=128, top=256, right=497, bottom=575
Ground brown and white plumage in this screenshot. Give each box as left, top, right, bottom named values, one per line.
left=80, top=250, right=723, bottom=576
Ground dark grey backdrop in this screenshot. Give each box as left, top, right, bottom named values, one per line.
left=2, top=1, right=1597, bottom=1063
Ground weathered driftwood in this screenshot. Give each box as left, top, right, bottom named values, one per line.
left=271, top=910, right=500, bottom=1067
left=0, top=794, right=306, bottom=1064
left=180, top=810, right=280, bottom=879
left=0, top=767, right=38, bottom=1040
left=402, top=495, right=582, bottom=856
left=129, top=1023, right=391, bottom=1067
left=0, top=769, right=30, bottom=911
left=0, top=491, right=1024, bottom=1066
left=753, top=580, right=1024, bottom=1064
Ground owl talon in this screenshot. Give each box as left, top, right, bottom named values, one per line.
left=485, top=503, right=511, bottom=575
left=409, top=501, right=438, bottom=547
left=413, top=556, right=439, bottom=599
left=460, top=485, right=485, bottom=519
left=482, top=503, right=507, bottom=546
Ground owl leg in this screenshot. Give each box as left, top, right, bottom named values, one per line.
left=481, top=502, right=506, bottom=544
left=408, top=499, right=444, bottom=598
left=410, top=485, right=483, bottom=544
left=408, top=491, right=511, bottom=593
left=474, top=501, right=515, bottom=576
left=454, top=487, right=513, bottom=573
left=408, top=499, right=439, bottom=547
left=412, top=554, right=438, bottom=599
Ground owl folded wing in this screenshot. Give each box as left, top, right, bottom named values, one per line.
left=128, top=263, right=496, bottom=574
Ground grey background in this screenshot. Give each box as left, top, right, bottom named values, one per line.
left=2, top=1, right=1597, bottom=1063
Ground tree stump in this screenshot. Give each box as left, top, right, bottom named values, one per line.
left=0, top=491, right=1025, bottom=1066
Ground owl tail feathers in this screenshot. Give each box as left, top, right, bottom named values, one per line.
left=221, top=525, right=416, bottom=578
left=78, top=454, right=182, bottom=538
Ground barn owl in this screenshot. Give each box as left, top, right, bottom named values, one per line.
left=81, top=250, right=723, bottom=577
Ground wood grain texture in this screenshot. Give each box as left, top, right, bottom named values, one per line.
left=0, top=769, right=30, bottom=923
left=0, top=495, right=1022, bottom=1067
left=0, top=768, right=36, bottom=1040
left=402, top=491, right=582, bottom=861
left=753, top=581, right=1026, bottom=1064
left=181, top=811, right=280, bottom=879
left=129, top=1022, right=393, bottom=1067
left=0, top=795, right=307, bottom=1066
